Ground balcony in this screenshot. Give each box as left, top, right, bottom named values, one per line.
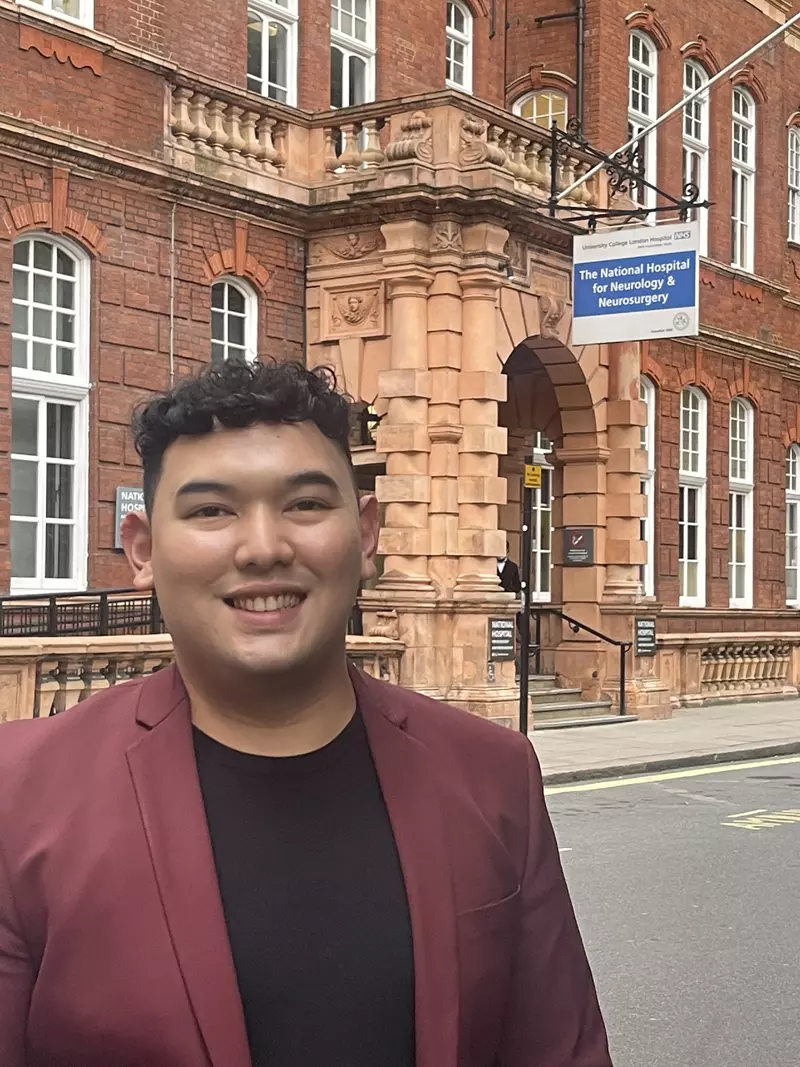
left=164, top=83, right=606, bottom=214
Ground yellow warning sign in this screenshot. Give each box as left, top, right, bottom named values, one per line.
left=524, top=464, right=542, bottom=489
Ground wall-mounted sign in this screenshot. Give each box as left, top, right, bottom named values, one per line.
left=572, top=220, right=700, bottom=346
left=488, top=617, right=516, bottom=662
left=524, top=464, right=542, bottom=490
left=114, top=487, right=145, bottom=549
left=635, top=617, right=657, bottom=657
left=563, top=527, right=594, bottom=567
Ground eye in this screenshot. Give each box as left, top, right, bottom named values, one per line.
left=190, top=505, right=229, bottom=518
left=289, top=498, right=331, bottom=512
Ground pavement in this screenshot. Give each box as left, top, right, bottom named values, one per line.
left=531, top=698, right=800, bottom=784
left=547, top=755, right=800, bottom=1067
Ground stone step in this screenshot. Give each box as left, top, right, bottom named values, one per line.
left=533, top=713, right=639, bottom=732
left=529, top=687, right=584, bottom=707
left=532, top=699, right=614, bottom=724
left=526, top=674, right=557, bottom=692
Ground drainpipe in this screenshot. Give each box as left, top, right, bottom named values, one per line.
left=576, top=0, right=585, bottom=127
left=169, top=199, right=177, bottom=385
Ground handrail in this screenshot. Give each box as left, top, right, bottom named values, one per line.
left=529, top=606, right=632, bottom=717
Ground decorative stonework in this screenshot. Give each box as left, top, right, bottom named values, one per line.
left=202, top=221, right=273, bottom=292
left=680, top=35, right=721, bottom=75
left=384, top=112, right=433, bottom=163
left=625, top=6, right=672, bottom=51
left=539, top=294, right=567, bottom=339
left=431, top=221, right=463, bottom=252
left=367, top=610, right=401, bottom=641
left=19, top=24, right=104, bottom=76
left=732, top=277, right=763, bottom=304
left=730, top=64, right=768, bottom=104
left=321, top=283, right=385, bottom=340
left=531, top=265, right=570, bottom=300
left=505, top=238, right=530, bottom=285
left=2, top=166, right=104, bottom=253
left=459, top=115, right=505, bottom=167
left=310, top=231, right=384, bottom=264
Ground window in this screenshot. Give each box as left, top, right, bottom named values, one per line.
left=211, top=279, right=258, bottom=364
left=628, top=31, right=657, bottom=210
left=446, top=1, right=473, bottom=92
left=639, top=376, right=656, bottom=597
left=17, top=0, right=93, bottom=27
left=683, top=61, right=710, bottom=256
left=513, top=90, right=569, bottom=131
left=247, top=0, right=298, bottom=105
left=11, top=236, right=89, bottom=592
left=789, top=128, right=800, bottom=245
left=529, top=432, right=553, bottom=602
left=728, top=398, right=754, bottom=608
left=732, top=88, right=756, bottom=272
left=678, top=387, right=707, bottom=607
left=786, top=446, right=800, bottom=605
left=330, top=0, right=375, bottom=108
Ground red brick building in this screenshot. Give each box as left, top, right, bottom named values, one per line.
left=3, top=0, right=800, bottom=714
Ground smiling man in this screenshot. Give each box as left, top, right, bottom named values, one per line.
left=0, top=360, right=612, bottom=1067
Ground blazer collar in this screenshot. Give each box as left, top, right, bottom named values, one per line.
left=128, top=661, right=459, bottom=1067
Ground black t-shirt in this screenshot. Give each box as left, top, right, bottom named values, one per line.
left=193, top=710, right=416, bottom=1067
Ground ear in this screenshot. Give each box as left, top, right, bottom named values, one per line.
left=358, top=494, right=380, bottom=583
left=121, top=510, right=155, bottom=591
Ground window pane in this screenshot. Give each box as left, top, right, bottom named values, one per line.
left=54, top=0, right=81, bottom=18
left=57, top=313, right=74, bottom=343
left=12, top=338, right=27, bottom=369
left=46, top=464, right=73, bottom=519
left=45, top=524, right=72, bottom=580
left=11, top=522, right=37, bottom=579
left=11, top=460, right=38, bottom=517
left=228, top=315, right=245, bottom=346
left=212, top=309, right=225, bottom=342
left=47, top=404, right=74, bottom=459
left=211, top=284, right=225, bottom=310
left=330, top=47, right=343, bottom=108
left=349, top=55, right=366, bottom=105
left=57, top=279, right=75, bottom=309
left=33, top=308, right=52, bottom=339
left=12, top=302, right=28, bottom=335
left=32, top=342, right=51, bottom=373
left=268, top=22, right=288, bottom=99
left=247, top=13, right=263, bottom=88
left=13, top=241, right=30, bottom=266
left=12, top=398, right=38, bottom=455
left=33, top=274, right=52, bottom=305
left=33, top=241, right=53, bottom=271
left=56, top=249, right=75, bottom=276
left=227, top=286, right=245, bottom=314
left=211, top=341, right=225, bottom=366
left=788, top=569, right=797, bottom=603
left=57, top=347, right=74, bottom=376
left=686, top=562, right=697, bottom=598
left=13, top=270, right=29, bottom=301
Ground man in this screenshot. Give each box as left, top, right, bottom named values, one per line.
left=0, top=360, right=612, bottom=1067
left=497, top=542, right=522, bottom=595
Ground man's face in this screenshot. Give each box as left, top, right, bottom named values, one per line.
left=123, top=421, right=378, bottom=683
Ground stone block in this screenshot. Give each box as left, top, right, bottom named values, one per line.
left=428, top=331, right=462, bottom=369
left=561, top=568, right=606, bottom=603
left=427, top=293, right=462, bottom=333
left=375, top=475, right=431, bottom=504
left=606, top=538, right=647, bottom=565
left=562, top=496, right=605, bottom=526
left=374, top=423, right=431, bottom=454
left=457, top=528, right=506, bottom=557
left=606, top=493, right=646, bottom=518
left=607, top=399, right=647, bottom=427
left=429, top=514, right=460, bottom=556
left=459, top=371, right=507, bottom=402
left=377, top=527, right=430, bottom=556
left=561, top=407, right=600, bottom=435
left=428, top=441, right=461, bottom=476
left=607, top=447, right=648, bottom=474
left=562, top=464, right=606, bottom=495
left=459, top=425, right=507, bottom=455
left=429, top=479, right=460, bottom=514
left=458, top=476, right=507, bottom=505
left=377, top=368, right=432, bottom=399
left=430, top=368, right=461, bottom=405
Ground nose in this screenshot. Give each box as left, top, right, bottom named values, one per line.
left=232, top=505, right=295, bottom=572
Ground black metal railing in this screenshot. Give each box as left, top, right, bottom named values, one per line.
left=0, top=588, right=165, bottom=638
left=529, top=607, right=633, bottom=717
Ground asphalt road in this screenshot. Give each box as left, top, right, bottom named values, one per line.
left=545, top=754, right=800, bottom=1067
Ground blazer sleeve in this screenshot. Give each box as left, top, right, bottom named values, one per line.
left=498, top=742, right=613, bottom=1067
left=0, top=838, right=32, bottom=1067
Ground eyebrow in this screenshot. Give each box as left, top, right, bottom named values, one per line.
left=174, top=471, right=343, bottom=499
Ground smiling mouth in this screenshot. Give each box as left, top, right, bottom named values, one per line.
left=225, top=594, right=305, bottom=613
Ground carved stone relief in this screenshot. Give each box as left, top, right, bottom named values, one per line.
left=538, top=294, right=567, bottom=339
left=310, top=230, right=384, bottom=264
left=321, top=282, right=386, bottom=340
left=431, top=221, right=462, bottom=252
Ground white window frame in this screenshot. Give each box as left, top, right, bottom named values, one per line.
left=786, top=445, right=800, bottom=606
left=789, top=127, right=800, bottom=246
left=211, top=278, right=259, bottom=364
left=628, top=30, right=658, bottom=213
left=678, top=387, right=707, bottom=608
left=529, top=432, right=553, bottom=603
left=728, top=397, right=754, bottom=609
left=247, top=0, right=299, bottom=106
left=11, top=233, right=90, bottom=594
left=16, top=0, right=93, bottom=29
left=330, top=0, right=376, bottom=107
left=639, top=376, right=656, bottom=597
left=683, top=61, right=710, bottom=257
left=732, top=87, right=756, bottom=273
left=513, top=89, right=569, bottom=131
left=446, top=0, right=473, bottom=93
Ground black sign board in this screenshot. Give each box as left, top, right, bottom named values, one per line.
left=563, top=527, right=594, bottom=567
left=114, top=486, right=146, bottom=549
left=635, top=617, right=657, bottom=657
left=488, top=617, right=516, bottom=662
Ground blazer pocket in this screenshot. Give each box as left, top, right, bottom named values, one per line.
left=456, top=884, right=521, bottom=922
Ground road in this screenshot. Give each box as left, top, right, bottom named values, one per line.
left=545, top=755, right=800, bottom=1067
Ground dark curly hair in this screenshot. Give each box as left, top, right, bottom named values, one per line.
left=132, top=360, right=354, bottom=515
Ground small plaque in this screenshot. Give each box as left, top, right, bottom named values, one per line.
left=524, top=464, right=542, bottom=490
left=635, top=617, right=657, bottom=657
left=488, top=617, right=516, bottom=662
left=563, top=527, right=594, bottom=567
left=114, top=486, right=145, bottom=549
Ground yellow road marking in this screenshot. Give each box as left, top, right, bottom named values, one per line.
left=722, top=809, right=800, bottom=831
left=728, top=809, right=767, bottom=818
left=544, top=754, right=800, bottom=795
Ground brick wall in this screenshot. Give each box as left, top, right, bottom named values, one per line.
left=0, top=159, right=304, bottom=594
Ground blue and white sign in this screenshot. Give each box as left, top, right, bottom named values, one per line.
left=571, top=221, right=700, bottom=346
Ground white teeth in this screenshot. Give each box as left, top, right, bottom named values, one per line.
left=232, top=594, right=301, bottom=613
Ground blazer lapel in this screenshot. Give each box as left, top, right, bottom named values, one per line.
left=353, top=667, right=460, bottom=1067
left=125, top=666, right=252, bottom=1067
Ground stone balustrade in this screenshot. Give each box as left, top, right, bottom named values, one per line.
left=0, top=634, right=405, bottom=723
left=656, top=632, right=800, bottom=707
left=164, top=82, right=604, bottom=210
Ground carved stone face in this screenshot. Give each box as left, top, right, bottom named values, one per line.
left=347, top=296, right=361, bottom=312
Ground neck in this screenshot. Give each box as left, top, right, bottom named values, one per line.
left=176, top=651, right=356, bottom=757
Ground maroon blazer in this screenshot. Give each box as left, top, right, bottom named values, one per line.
left=0, top=664, right=612, bottom=1067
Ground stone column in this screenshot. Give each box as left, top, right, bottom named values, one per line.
left=604, top=341, right=647, bottom=599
